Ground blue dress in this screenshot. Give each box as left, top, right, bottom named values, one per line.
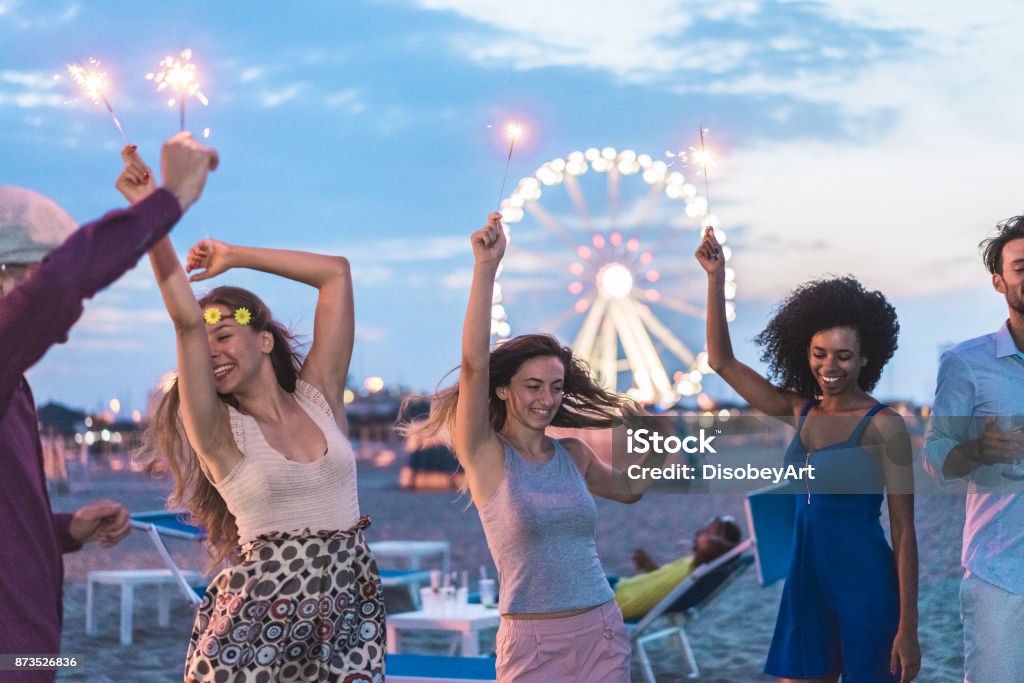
left=765, top=401, right=901, bottom=682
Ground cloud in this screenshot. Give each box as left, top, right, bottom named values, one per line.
left=259, top=83, right=305, bottom=108
left=77, top=306, right=169, bottom=335
left=0, top=69, right=64, bottom=109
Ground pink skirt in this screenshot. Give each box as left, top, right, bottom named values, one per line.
left=495, top=600, right=630, bottom=682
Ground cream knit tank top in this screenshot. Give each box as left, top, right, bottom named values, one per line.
left=211, top=379, right=360, bottom=544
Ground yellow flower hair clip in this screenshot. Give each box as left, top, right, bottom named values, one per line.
left=203, top=306, right=252, bottom=326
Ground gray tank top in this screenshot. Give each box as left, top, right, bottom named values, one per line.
left=478, top=435, right=614, bottom=614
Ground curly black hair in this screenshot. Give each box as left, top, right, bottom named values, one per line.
left=753, top=276, right=899, bottom=398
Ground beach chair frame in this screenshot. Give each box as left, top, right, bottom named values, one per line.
left=625, top=538, right=755, bottom=682
left=130, top=510, right=208, bottom=605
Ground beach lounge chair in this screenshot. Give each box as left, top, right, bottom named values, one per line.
left=625, top=537, right=755, bottom=682
left=386, top=653, right=496, bottom=682
left=85, top=511, right=207, bottom=645
left=743, top=483, right=796, bottom=587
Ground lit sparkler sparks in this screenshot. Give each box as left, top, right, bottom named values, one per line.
left=64, top=58, right=127, bottom=142
left=146, top=49, right=209, bottom=131
left=691, top=126, right=716, bottom=227
left=497, top=122, right=523, bottom=211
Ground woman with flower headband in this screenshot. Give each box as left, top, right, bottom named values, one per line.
left=116, top=150, right=384, bottom=682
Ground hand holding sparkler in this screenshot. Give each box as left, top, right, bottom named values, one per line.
left=496, top=123, right=522, bottom=210
left=695, top=226, right=724, bottom=274
left=471, top=212, right=506, bottom=268
left=115, top=145, right=156, bottom=205
left=160, top=132, right=220, bottom=212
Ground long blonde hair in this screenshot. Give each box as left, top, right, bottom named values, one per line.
left=138, top=286, right=301, bottom=567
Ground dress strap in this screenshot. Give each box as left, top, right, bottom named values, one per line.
left=795, top=399, right=817, bottom=433
left=849, top=403, right=889, bottom=444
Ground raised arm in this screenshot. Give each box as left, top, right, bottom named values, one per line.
left=0, top=134, right=215, bottom=412
left=453, top=213, right=506, bottom=507
left=115, top=145, right=238, bottom=482
left=186, top=240, right=353, bottom=424
left=695, top=227, right=802, bottom=420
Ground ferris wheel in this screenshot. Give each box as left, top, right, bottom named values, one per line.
left=492, top=146, right=738, bottom=408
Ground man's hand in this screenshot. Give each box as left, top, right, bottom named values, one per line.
left=160, top=132, right=219, bottom=213
left=69, top=499, right=130, bottom=548
left=972, top=416, right=1024, bottom=465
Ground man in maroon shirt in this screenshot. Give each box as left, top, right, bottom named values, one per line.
left=0, top=132, right=218, bottom=680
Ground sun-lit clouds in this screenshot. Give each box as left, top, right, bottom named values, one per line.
left=77, top=306, right=169, bottom=335
left=259, top=82, right=305, bottom=108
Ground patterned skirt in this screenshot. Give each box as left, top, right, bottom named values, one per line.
left=185, top=516, right=385, bottom=683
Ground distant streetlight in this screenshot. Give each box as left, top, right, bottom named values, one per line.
left=109, top=398, right=121, bottom=414
left=364, top=377, right=384, bottom=394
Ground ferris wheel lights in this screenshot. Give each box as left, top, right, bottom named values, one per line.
left=644, top=289, right=660, bottom=302
left=639, top=251, right=653, bottom=265
left=724, top=266, right=736, bottom=282
left=566, top=159, right=588, bottom=176
left=592, top=157, right=612, bottom=173
left=592, top=234, right=606, bottom=249
left=618, top=160, right=640, bottom=175
left=667, top=172, right=685, bottom=186
left=610, top=231, right=622, bottom=246
left=682, top=183, right=698, bottom=199
left=642, top=169, right=662, bottom=184
left=645, top=270, right=661, bottom=282
left=596, top=263, right=634, bottom=298
left=569, top=262, right=585, bottom=275
left=568, top=282, right=583, bottom=294
left=665, top=184, right=683, bottom=200
left=619, top=149, right=637, bottom=162
left=585, top=147, right=600, bottom=161
left=721, top=245, right=733, bottom=262
left=491, top=304, right=507, bottom=320
left=725, top=301, right=736, bottom=322
left=724, top=280, right=737, bottom=300
left=713, top=228, right=726, bottom=244
left=626, top=237, right=640, bottom=252
left=575, top=298, right=591, bottom=313
left=601, top=146, right=617, bottom=160
left=577, top=245, right=592, bottom=259
left=688, top=370, right=703, bottom=383
left=550, top=157, right=567, bottom=172
left=637, top=153, right=653, bottom=169
left=501, top=207, right=524, bottom=223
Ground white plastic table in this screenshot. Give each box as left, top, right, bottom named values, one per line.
left=85, top=569, right=203, bottom=645
left=386, top=604, right=501, bottom=657
left=370, top=540, right=451, bottom=572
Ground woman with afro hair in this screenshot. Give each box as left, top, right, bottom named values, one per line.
left=696, top=227, right=920, bottom=683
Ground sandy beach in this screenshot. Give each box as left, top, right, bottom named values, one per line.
left=49, top=446, right=966, bottom=682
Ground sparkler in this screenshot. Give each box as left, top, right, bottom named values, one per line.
left=497, top=122, right=522, bottom=211
left=690, top=126, right=717, bottom=228
left=65, top=59, right=127, bottom=142
left=146, top=49, right=209, bottom=132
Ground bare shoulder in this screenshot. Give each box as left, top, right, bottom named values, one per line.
left=866, top=405, right=909, bottom=441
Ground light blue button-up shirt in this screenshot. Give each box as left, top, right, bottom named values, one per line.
left=923, top=321, right=1024, bottom=594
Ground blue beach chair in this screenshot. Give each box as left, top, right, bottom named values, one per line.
left=386, top=654, right=497, bottom=682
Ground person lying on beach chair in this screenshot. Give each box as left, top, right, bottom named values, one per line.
left=612, top=515, right=742, bottom=621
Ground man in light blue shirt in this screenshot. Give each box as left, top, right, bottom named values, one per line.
left=924, top=215, right=1024, bottom=683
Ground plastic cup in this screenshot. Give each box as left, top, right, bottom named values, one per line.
left=479, top=578, right=496, bottom=608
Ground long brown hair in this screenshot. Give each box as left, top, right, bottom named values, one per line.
left=406, top=334, right=632, bottom=458
left=138, top=286, right=302, bottom=567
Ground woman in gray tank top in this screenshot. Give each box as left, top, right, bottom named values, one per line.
left=415, top=213, right=664, bottom=682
